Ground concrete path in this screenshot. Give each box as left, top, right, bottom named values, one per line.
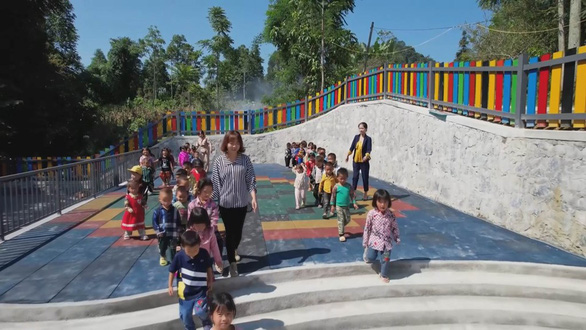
left=0, top=164, right=584, bottom=303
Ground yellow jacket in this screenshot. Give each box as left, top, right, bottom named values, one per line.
left=319, top=174, right=337, bottom=194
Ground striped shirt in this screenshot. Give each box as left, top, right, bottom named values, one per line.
left=169, top=249, right=212, bottom=300
left=211, top=153, right=256, bottom=208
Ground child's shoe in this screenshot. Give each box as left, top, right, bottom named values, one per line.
left=140, top=235, right=149, bottom=241
left=322, top=212, right=328, bottom=219
left=339, top=235, right=346, bottom=242
left=295, top=206, right=300, bottom=210
left=160, top=257, right=168, bottom=266
left=235, top=250, right=241, bottom=262
left=123, top=233, right=130, bottom=240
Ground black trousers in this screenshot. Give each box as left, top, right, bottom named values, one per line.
left=285, top=156, right=292, bottom=167
left=219, top=206, right=247, bottom=263
left=352, top=161, right=370, bottom=192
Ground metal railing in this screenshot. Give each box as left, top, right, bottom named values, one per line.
left=0, top=147, right=159, bottom=240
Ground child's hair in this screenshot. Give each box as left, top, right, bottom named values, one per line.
left=208, top=292, right=237, bottom=318
left=300, top=140, right=307, bottom=148
left=196, top=178, right=213, bottom=195
left=183, top=161, right=192, bottom=168
left=327, top=152, right=336, bottom=160
left=324, top=161, right=333, bottom=168
left=180, top=146, right=185, bottom=152
left=191, top=145, right=197, bottom=152
left=337, top=167, right=348, bottom=178
left=372, top=189, right=392, bottom=208
left=159, top=187, right=172, bottom=199
left=176, top=186, right=188, bottom=196
left=316, top=155, right=324, bottom=164
left=181, top=230, right=201, bottom=247
left=142, top=147, right=153, bottom=156
left=294, top=164, right=303, bottom=171
left=127, top=180, right=140, bottom=190
left=193, top=159, right=204, bottom=168
left=176, top=177, right=189, bottom=187
left=317, top=147, right=325, bottom=154
left=309, top=153, right=315, bottom=159
left=176, top=168, right=188, bottom=177
left=187, top=207, right=211, bottom=229
left=286, top=142, right=291, bottom=148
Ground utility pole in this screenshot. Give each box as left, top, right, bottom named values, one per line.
left=243, top=70, right=246, bottom=100
left=363, top=22, right=375, bottom=72
left=568, top=0, right=582, bottom=49
left=153, top=59, right=157, bottom=103
left=557, top=0, right=565, bottom=51
left=320, top=0, right=325, bottom=91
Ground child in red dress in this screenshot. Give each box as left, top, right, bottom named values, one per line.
left=122, top=180, right=148, bottom=240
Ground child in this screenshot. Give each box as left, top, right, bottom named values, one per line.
left=153, top=188, right=181, bottom=266
left=173, top=177, right=192, bottom=203
left=140, top=147, right=156, bottom=168
left=311, top=156, right=325, bottom=207
left=173, top=186, right=190, bottom=229
left=292, top=163, right=309, bottom=210
left=140, top=158, right=155, bottom=195
left=319, top=162, right=337, bottom=219
left=305, top=153, right=316, bottom=177
left=188, top=178, right=223, bottom=265
left=294, top=148, right=305, bottom=165
left=285, top=142, right=292, bottom=168
left=363, top=189, right=401, bottom=283
left=192, top=158, right=206, bottom=184
left=128, top=166, right=148, bottom=203
left=190, top=145, right=199, bottom=164
left=121, top=180, right=148, bottom=240
left=208, top=292, right=239, bottom=330
left=291, top=143, right=299, bottom=166
left=187, top=207, right=223, bottom=274
left=182, top=161, right=196, bottom=195
left=177, top=146, right=190, bottom=168
left=168, top=230, right=213, bottom=330
left=330, top=168, right=359, bottom=242
left=317, top=147, right=326, bottom=159
left=159, top=148, right=174, bottom=187
left=327, top=153, right=340, bottom=175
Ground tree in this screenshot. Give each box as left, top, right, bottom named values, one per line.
left=455, top=30, right=473, bottom=61
left=200, top=7, right=234, bottom=108
left=139, top=26, right=166, bottom=102
left=105, top=37, right=143, bottom=104
left=166, top=34, right=202, bottom=102
left=264, top=0, right=356, bottom=101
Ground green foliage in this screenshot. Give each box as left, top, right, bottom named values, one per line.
left=455, top=30, right=474, bottom=61
left=263, top=0, right=357, bottom=102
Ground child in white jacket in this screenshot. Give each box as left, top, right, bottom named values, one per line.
left=292, top=163, right=309, bottom=209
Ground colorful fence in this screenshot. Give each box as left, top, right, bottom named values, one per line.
left=4, top=47, right=586, bottom=177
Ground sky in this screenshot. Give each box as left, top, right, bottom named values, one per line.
left=72, top=0, right=491, bottom=69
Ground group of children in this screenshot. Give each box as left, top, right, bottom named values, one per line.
left=119, top=142, right=239, bottom=330
left=286, top=141, right=401, bottom=282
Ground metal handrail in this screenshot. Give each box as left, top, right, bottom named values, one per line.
left=0, top=147, right=159, bottom=240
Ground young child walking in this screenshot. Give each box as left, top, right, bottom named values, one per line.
left=188, top=178, right=223, bottom=262
left=208, top=292, right=239, bottom=330
left=159, top=148, right=174, bottom=187
left=187, top=207, right=223, bottom=274
left=168, top=230, right=213, bottom=330
left=121, top=180, right=148, bottom=240
left=319, top=162, right=337, bottom=219
left=173, top=186, right=190, bottom=230
left=363, top=189, right=401, bottom=283
left=311, top=156, right=325, bottom=207
left=292, top=163, right=309, bottom=209
left=153, top=188, right=181, bottom=266
left=330, top=168, right=359, bottom=242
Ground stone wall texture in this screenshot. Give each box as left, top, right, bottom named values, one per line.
left=161, top=100, right=586, bottom=256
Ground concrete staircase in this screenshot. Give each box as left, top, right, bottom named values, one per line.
left=1, top=260, right=585, bottom=330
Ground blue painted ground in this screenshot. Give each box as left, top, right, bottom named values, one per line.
left=0, top=164, right=583, bottom=303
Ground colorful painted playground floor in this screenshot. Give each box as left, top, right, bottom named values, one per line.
left=0, top=164, right=585, bottom=303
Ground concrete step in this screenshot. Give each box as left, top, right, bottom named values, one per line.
left=369, top=326, right=554, bottom=330
left=2, top=260, right=585, bottom=323
left=3, top=296, right=584, bottom=330
left=233, top=296, right=586, bottom=330
left=1, top=261, right=585, bottom=329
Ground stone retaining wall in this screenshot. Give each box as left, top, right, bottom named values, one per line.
left=161, top=100, right=586, bottom=256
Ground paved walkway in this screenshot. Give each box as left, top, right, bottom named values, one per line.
left=0, top=164, right=584, bottom=303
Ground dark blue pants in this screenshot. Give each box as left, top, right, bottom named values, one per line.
left=352, top=161, right=370, bottom=192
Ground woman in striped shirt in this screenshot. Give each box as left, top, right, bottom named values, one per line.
left=211, top=131, right=257, bottom=277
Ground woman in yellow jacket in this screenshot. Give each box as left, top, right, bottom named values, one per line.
left=345, top=122, right=372, bottom=200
